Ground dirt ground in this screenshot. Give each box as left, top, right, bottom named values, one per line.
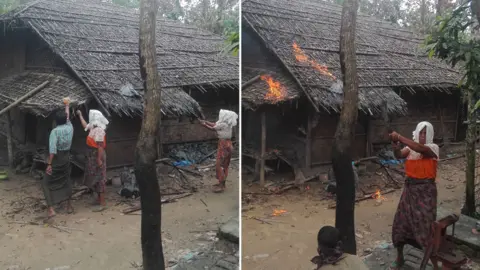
left=0, top=166, right=239, bottom=270
left=241, top=158, right=469, bottom=270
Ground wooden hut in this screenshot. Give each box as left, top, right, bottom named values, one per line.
left=0, top=0, right=238, bottom=169
left=241, top=0, right=462, bottom=182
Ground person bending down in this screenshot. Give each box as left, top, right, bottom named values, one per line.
left=311, top=226, right=368, bottom=269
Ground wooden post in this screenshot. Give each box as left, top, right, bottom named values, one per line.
left=156, top=118, right=163, bottom=159
left=260, top=111, right=266, bottom=186
left=306, top=111, right=312, bottom=169
left=365, top=117, right=372, bottom=156
left=6, top=112, right=13, bottom=168
left=382, top=101, right=390, bottom=140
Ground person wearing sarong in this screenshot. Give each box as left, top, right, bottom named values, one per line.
left=76, top=109, right=109, bottom=212
left=200, top=109, right=238, bottom=193
left=42, top=98, right=74, bottom=219
left=388, top=121, right=440, bottom=270
left=311, top=226, right=369, bottom=269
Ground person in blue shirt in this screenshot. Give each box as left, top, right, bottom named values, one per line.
left=42, top=98, right=74, bottom=220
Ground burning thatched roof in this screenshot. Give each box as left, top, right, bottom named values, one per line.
left=0, top=71, right=90, bottom=117
left=242, top=0, right=461, bottom=115
left=1, top=0, right=238, bottom=117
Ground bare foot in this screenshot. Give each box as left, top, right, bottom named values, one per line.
left=212, top=183, right=226, bottom=193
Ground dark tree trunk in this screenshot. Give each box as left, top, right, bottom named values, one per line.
left=420, top=0, right=427, bottom=31
left=462, top=90, right=476, bottom=216
left=333, top=0, right=359, bottom=255
left=437, top=0, right=446, bottom=16
left=137, top=0, right=165, bottom=269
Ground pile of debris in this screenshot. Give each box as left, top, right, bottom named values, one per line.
left=165, top=141, right=218, bottom=164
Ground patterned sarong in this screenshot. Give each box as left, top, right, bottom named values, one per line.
left=216, top=139, right=233, bottom=183
left=392, top=177, right=437, bottom=249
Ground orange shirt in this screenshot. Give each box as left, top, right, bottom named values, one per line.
left=405, top=158, right=437, bottom=179
left=86, top=135, right=106, bottom=148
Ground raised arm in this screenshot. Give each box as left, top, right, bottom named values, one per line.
left=392, top=141, right=410, bottom=159
left=76, top=110, right=88, bottom=129
left=390, top=131, right=437, bottom=158
left=63, top=97, right=71, bottom=122
left=199, top=119, right=216, bottom=131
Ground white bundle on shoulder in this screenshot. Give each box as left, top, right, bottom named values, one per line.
left=85, top=109, right=109, bottom=131
left=216, top=109, right=238, bottom=127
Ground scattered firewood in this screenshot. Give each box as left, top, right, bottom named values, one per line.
left=354, top=156, right=379, bottom=164
left=197, top=150, right=217, bottom=164
left=71, top=187, right=90, bottom=199
left=122, top=193, right=193, bottom=214
left=242, top=192, right=276, bottom=195
left=253, top=217, right=272, bottom=225
left=200, top=198, right=210, bottom=212
left=269, top=175, right=318, bottom=194
left=177, top=167, right=203, bottom=177
left=328, top=188, right=396, bottom=209
left=197, top=158, right=239, bottom=170
left=9, top=220, right=81, bottom=234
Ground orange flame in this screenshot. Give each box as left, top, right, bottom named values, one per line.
left=272, top=209, right=287, bottom=216
left=292, top=42, right=336, bottom=80
left=372, top=190, right=387, bottom=202
left=260, top=75, right=287, bottom=103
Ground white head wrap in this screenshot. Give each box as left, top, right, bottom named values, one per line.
left=85, top=109, right=109, bottom=131
left=412, top=121, right=434, bottom=144
left=409, top=121, right=439, bottom=159
left=216, top=109, right=238, bottom=127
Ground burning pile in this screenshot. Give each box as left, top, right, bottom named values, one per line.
left=272, top=209, right=287, bottom=216
left=372, top=189, right=387, bottom=203
left=292, top=42, right=336, bottom=80
left=260, top=75, right=287, bottom=103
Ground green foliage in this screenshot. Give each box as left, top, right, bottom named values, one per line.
left=426, top=2, right=475, bottom=84
left=425, top=0, right=480, bottom=110
left=112, top=0, right=139, bottom=9
left=0, top=0, right=20, bottom=14
left=220, top=31, right=238, bottom=56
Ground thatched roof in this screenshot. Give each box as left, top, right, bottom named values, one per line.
left=242, top=0, right=461, bottom=115
left=1, top=0, right=238, bottom=117
left=0, top=71, right=90, bottom=117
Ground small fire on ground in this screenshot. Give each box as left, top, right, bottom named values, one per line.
left=292, top=42, right=336, bottom=80
left=260, top=75, right=287, bottom=103
left=372, top=189, right=387, bottom=202
left=272, top=209, right=287, bottom=216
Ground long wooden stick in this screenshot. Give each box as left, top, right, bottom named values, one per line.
left=328, top=188, right=396, bottom=209
left=0, top=81, right=50, bottom=117
left=260, top=111, right=266, bottom=186
left=242, top=75, right=261, bottom=88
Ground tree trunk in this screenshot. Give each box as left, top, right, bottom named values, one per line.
left=462, top=90, right=476, bottom=216
left=421, top=0, right=427, bottom=32
left=437, top=0, right=446, bottom=16
left=333, top=0, right=359, bottom=255
left=137, top=0, right=165, bottom=269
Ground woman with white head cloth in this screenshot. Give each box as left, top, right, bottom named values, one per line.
left=76, top=109, right=109, bottom=211
left=388, top=122, right=440, bottom=270
left=200, top=109, right=238, bottom=193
